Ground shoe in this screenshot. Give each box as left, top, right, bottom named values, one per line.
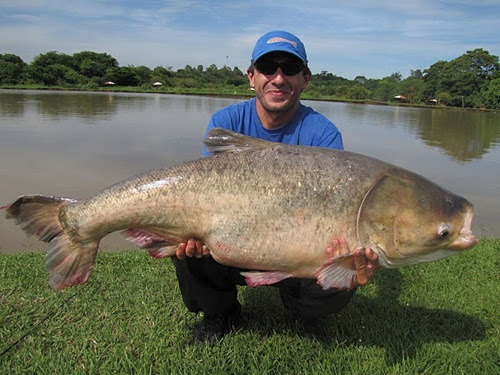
left=192, top=303, right=241, bottom=344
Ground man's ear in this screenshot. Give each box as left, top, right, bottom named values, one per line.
left=247, top=67, right=255, bottom=88
left=301, top=72, right=311, bottom=91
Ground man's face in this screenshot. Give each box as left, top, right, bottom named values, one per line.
left=248, top=52, right=311, bottom=114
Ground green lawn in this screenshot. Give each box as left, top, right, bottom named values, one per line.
left=1, top=239, right=498, bottom=374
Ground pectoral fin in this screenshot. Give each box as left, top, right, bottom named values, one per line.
left=241, top=271, right=293, bottom=287
left=122, top=229, right=178, bottom=258
left=147, top=246, right=177, bottom=258
left=123, top=228, right=173, bottom=248
left=314, top=254, right=357, bottom=290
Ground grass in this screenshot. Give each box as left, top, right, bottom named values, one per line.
left=1, top=239, right=498, bottom=374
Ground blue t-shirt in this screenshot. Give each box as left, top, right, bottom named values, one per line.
left=202, top=97, right=343, bottom=156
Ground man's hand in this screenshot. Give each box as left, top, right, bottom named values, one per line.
left=326, top=236, right=378, bottom=287
left=176, top=238, right=210, bottom=260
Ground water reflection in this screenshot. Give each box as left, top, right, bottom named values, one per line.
left=311, top=101, right=500, bottom=163
left=0, top=90, right=498, bottom=253
left=416, top=109, right=500, bottom=162
left=0, top=91, right=119, bottom=121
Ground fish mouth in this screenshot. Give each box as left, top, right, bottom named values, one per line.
left=449, top=209, right=478, bottom=250
left=449, top=228, right=478, bottom=250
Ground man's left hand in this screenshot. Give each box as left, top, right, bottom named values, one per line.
left=326, top=236, right=379, bottom=287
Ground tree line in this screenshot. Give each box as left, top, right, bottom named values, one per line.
left=1, top=48, right=499, bottom=109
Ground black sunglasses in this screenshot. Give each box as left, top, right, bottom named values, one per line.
left=254, top=59, right=305, bottom=76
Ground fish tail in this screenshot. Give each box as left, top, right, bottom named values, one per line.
left=4, top=195, right=98, bottom=290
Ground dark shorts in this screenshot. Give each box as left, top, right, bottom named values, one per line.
left=172, top=257, right=356, bottom=319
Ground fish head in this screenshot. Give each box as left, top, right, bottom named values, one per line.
left=357, top=171, right=478, bottom=268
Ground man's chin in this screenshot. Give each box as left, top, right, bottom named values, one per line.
left=263, top=99, right=293, bottom=112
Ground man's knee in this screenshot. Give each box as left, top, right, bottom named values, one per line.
left=279, top=278, right=356, bottom=319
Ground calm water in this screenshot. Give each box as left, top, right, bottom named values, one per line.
left=1, top=90, right=499, bottom=253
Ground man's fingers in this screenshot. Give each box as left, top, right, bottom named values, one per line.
left=326, top=236, right=350, bottom=257
left=353, top=248, right=370, bottom=286
left=202, top=245, right=210, bottom=257
left=338, top=237, right=349, bottom=255
left=366, top=247, right=379, bottom=263
left=176, top=238, right=211, bottom=259
left=195, top=240, right=203, bottom=258
left=176, top=243, right=186, bottom=260
left=185, top=239, right=197, bottom=257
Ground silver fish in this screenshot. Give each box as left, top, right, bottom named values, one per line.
left=3, top=128, right=478, bottom=290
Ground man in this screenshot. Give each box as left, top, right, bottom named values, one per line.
left=172, top=30, right=378, bottom=343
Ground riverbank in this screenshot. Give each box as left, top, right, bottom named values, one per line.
left=2, top=84, right=493, bottom=112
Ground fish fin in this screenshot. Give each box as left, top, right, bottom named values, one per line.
left=147, top=246, right=177, bottom=258
left=122, top=229, right=178, bottom=258
left=45, top=235, right=98, bottom=290
left=4, top=195, right=75, bottom=241
left=314, top=254, right=357, bottom=290
left=204, top=128, right=275, bottom=154
left=122, top=228, right=176, bottom=249
left=240, top=270, right=293, bottom=287
left=4, top=195, right=98, bottom=290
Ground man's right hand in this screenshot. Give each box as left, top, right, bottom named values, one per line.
left=176, top=238, right=211, bottom=260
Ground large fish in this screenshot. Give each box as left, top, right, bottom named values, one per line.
left=3, top=128, right=478, bottom=290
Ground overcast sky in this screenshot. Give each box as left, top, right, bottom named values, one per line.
left=1, top=1, right=499, bottom=79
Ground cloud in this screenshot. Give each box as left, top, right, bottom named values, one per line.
left=0, top=0, right=498, bottom=79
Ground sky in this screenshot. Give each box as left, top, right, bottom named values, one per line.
left=1, top=1, right=499, bottom=80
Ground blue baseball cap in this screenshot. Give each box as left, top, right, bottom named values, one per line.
left=251, top=30, right=308, bottom=65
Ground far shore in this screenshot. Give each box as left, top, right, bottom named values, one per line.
left=2, top=85, right=495, bottom=113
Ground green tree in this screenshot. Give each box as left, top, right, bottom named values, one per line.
left=390, top=72, right=403, bottom=82
left=347, top=84, right=370, bottom=100
left=309, top=72, right=351, bottom=98
left=436, top=91, right=452, bottom=105
left=72, top=51, right=118, bottom=79
left=354, top=75, right=367, bottom=84
left=28, top=51, right=76, bottom=85
left=410, top=69, right=423, bottom=79
left=180, top=77, right=198, bottom=88
left=151, top=66, right=173, bottom=86
left=483, top=78, right=500, bottom=109
left=0, top=54, right=27, bottom=84
left=373, top=75, right=399, bottom=101
left=424, top=49, right=499, bottom=107
left=153, top=65, right=173, bottom=77
left=133, top=65, right=152, bottom=85
left=105, top=66, right=141, bottom=86
left=177, top=64, right=199, bottom=78
left=445, top=48, right=499, bottom=107
left=423, top=61, right=448, bottom=101
left=399, top=74, right=425, bottom=103
left=226, top=67, right=246, bottom=86
left=31, top=51, right=74, bottom=68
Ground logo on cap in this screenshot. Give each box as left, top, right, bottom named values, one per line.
left=266, top=37, right=298, bottom=48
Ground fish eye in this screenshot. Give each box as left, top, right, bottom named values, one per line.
left=438, top=227, right=450, bottom=238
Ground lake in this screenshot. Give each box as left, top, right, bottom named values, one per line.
left=1, top=89, right=499, bottom=253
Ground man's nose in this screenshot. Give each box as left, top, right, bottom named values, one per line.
left=271, top=68, right=286, bottom=83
